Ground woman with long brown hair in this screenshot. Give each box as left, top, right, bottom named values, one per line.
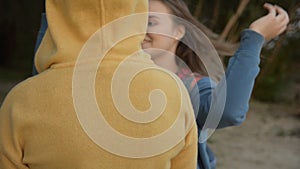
left=142, top=0, right=289, bottom=168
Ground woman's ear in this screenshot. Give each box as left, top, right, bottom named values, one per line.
left=175, top=25, right=185, bottom=40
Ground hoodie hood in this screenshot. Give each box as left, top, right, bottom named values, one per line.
left=35, top=0, right=148, bottom=73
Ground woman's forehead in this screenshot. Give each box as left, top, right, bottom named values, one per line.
left=149, top=0, right=172, bottom=14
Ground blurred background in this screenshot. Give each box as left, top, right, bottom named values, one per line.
left=0, top=0, right=299, bottom=168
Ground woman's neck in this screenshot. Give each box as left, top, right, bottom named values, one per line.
left=152, top=53, right=178, bottom=73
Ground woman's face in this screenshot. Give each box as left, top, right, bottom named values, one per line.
left=142, top=0, right=184, bottom=59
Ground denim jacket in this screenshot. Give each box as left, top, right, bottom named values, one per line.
left=190, top=30, right=264, bottom=169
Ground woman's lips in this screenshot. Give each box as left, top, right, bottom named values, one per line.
left=142, top=36, right=152, bottom=48
left=143, top=36, right=152, bottom=42
left=142, top=40, right=151, bottom=46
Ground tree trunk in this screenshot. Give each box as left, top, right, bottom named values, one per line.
left=211, top=0, right=221, bottom=30
left=193, top=0, right=204, bottom=20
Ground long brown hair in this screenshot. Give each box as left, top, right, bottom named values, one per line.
left=157, top=0, right=209, bottom=76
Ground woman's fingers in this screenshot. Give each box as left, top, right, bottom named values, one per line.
left=265, top=3, right=289, bottom=34
left=279, top=25, right=288, bottom=35
left=264, top=3, right=276, bottom=17
left=274, top=5, right=289, bottom=34
left=275, top=5, right=290, bottom=24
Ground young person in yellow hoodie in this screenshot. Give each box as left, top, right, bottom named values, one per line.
left=0, top=0, right=198, bottom=168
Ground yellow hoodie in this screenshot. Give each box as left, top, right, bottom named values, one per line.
left=0, top=0, right=197, bottom=168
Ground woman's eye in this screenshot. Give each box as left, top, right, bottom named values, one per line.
left=148, top=21, right=156, bottom=26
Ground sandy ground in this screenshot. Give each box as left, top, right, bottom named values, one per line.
left=209, top=101, right=300, bottom=169
left=0, top=81, right=299, bottom=169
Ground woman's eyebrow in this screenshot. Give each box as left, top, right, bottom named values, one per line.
left=149, top=15, right=160, bottom=19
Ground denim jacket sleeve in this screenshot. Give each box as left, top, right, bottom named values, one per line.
left=196, top=29, right=265, bottom=129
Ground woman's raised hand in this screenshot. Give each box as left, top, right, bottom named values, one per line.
left=249, top=3, right=289, bottom=40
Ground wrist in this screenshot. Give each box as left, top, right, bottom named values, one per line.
left=239, top=29, right=265, bottom=52
left=249, top=26, right=265, bottom=39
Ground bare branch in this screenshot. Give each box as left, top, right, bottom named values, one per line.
left=211, top=40, right=239, bottom=56
left=196, top=22, right=239, bottom=56
left=219, top=0, right=250, bottom=41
